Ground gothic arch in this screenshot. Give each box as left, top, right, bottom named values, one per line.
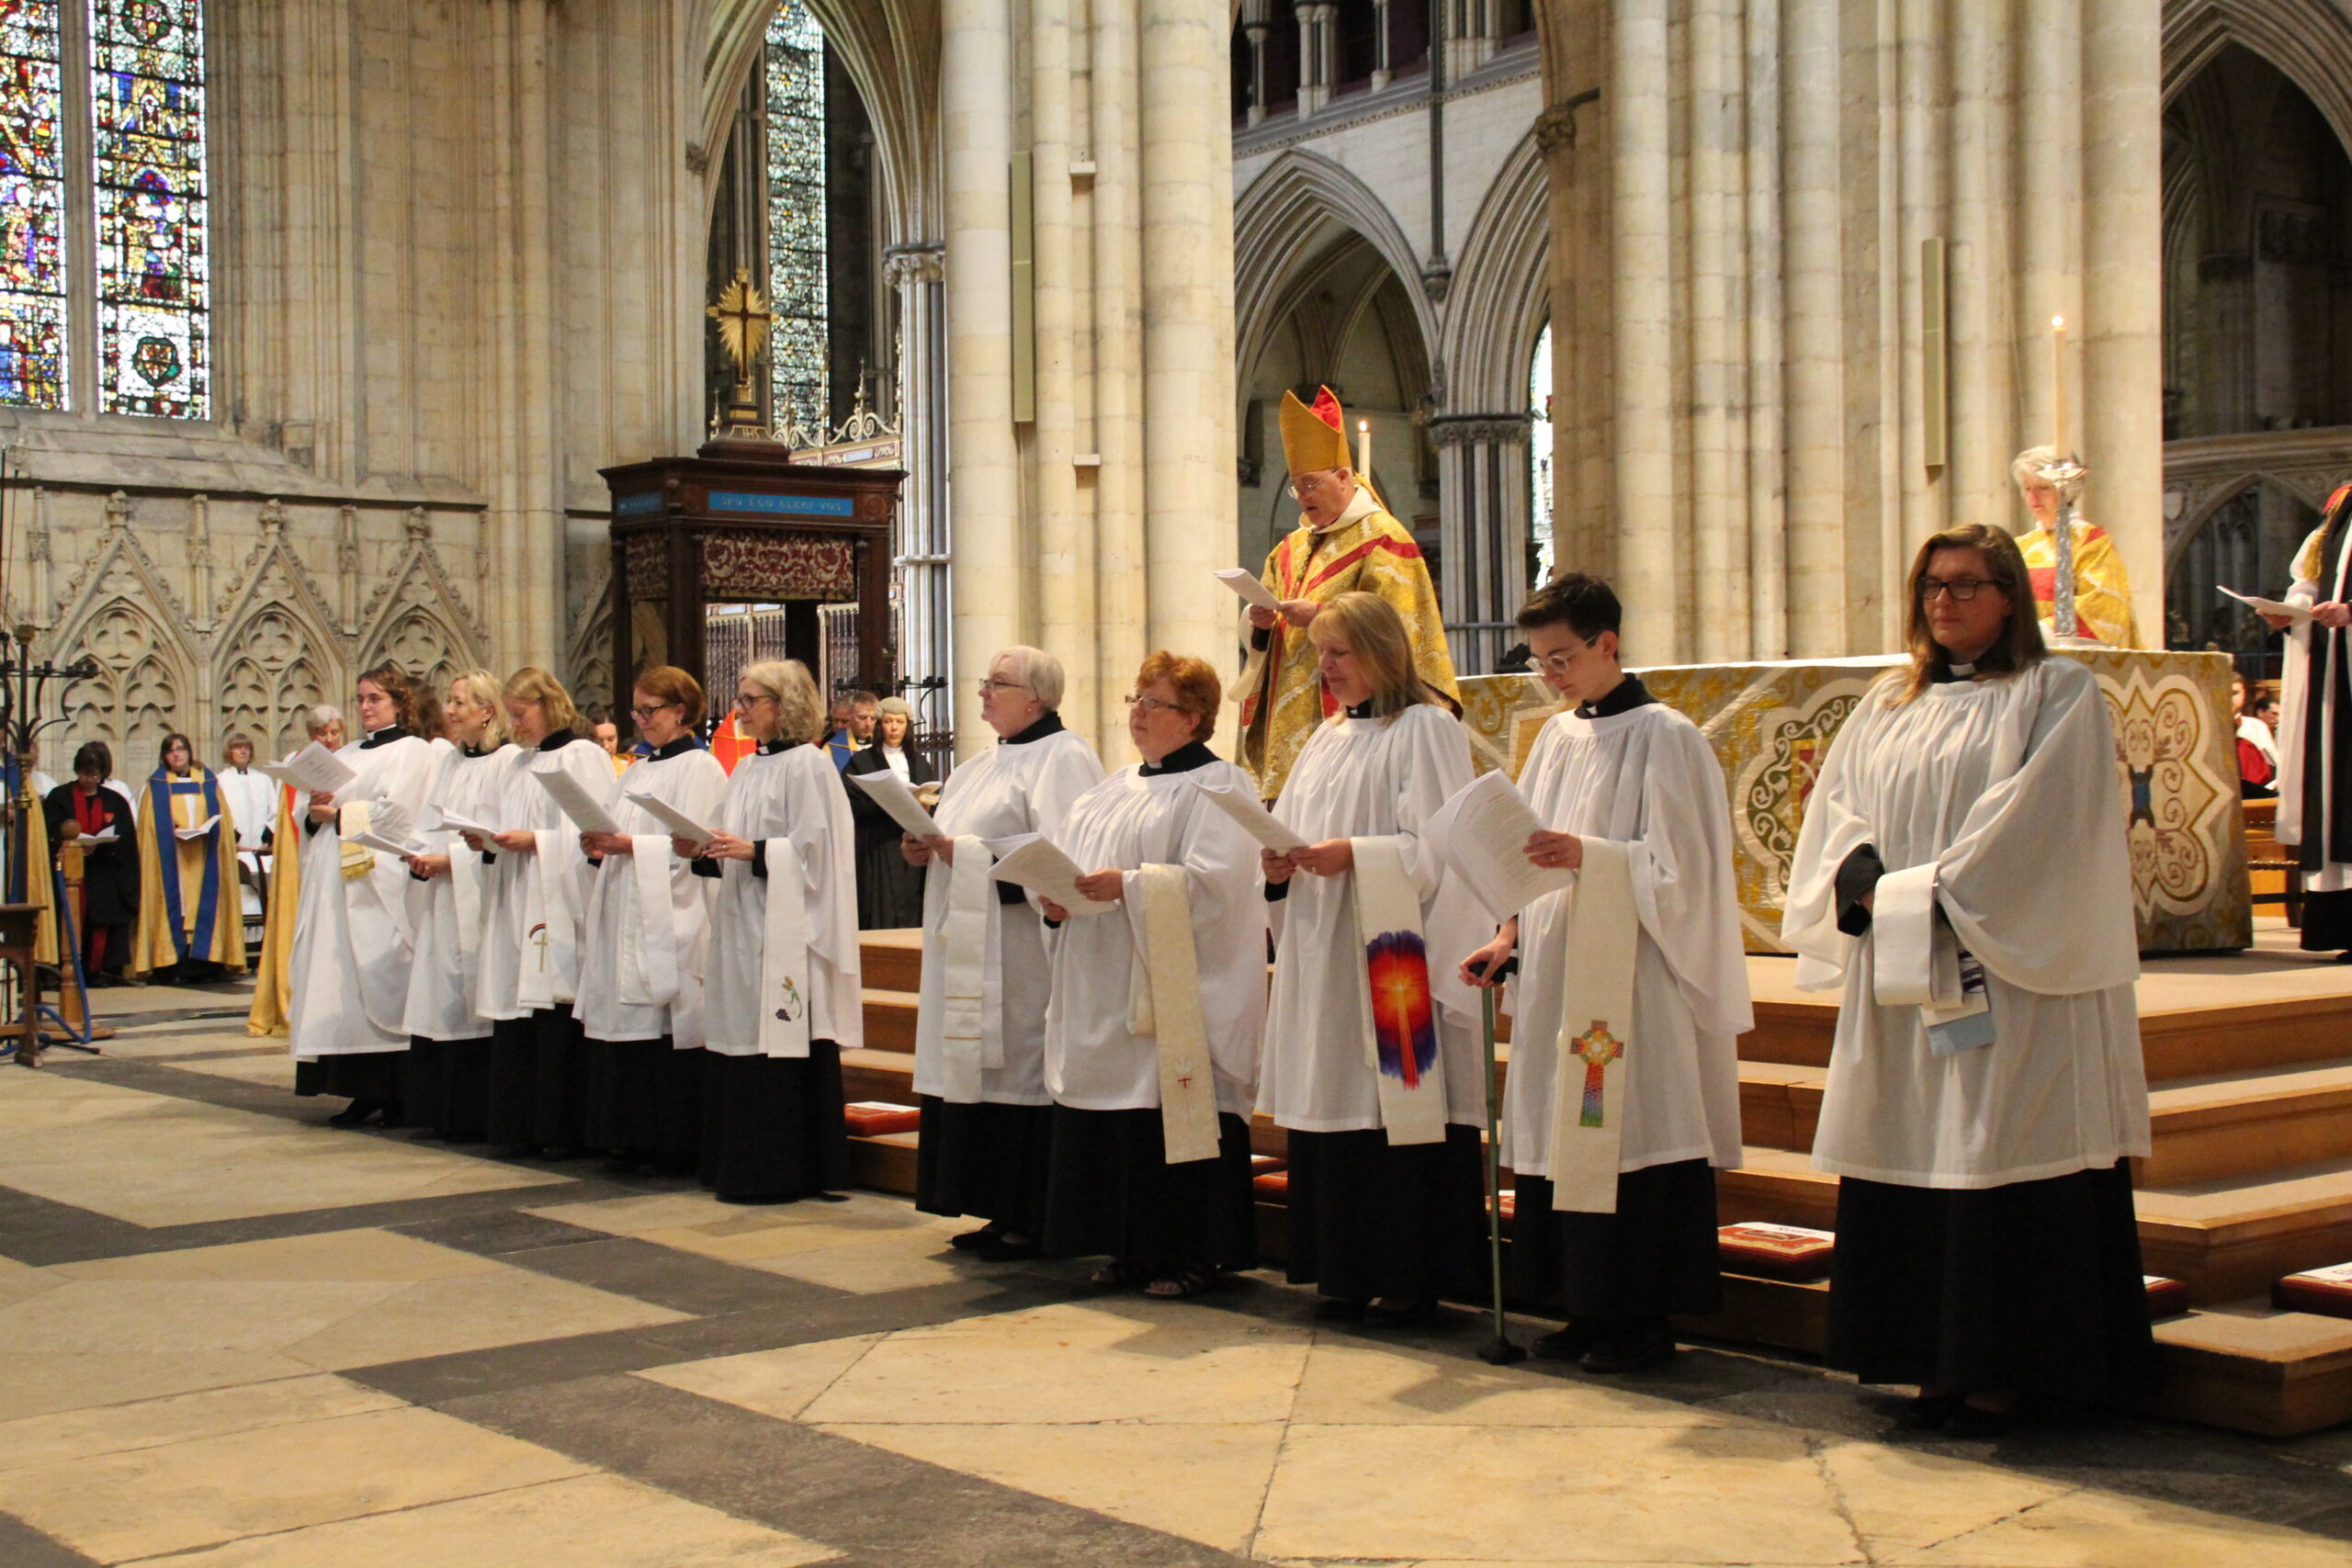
left=358, top=528, right=491, bottom=701
left=1437, top=129, right=1550, bottom=415
left=2165, top=468, right=2335, bottom=571
left=2163, top=0, right=2352, bottom=161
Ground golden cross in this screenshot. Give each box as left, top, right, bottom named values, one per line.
left=529, top=923, right=549, bottom=973
left=707, top=267, right=773, bottom=382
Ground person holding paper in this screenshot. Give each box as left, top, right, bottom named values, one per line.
left=289, top=665, right=438, bottom=1127
left=1236, top=386, right=1458, bottom=805
left=1456, top=574, right=1748, bottom=1374
left=1259, top=592, right=1487, bottom=1326
left=249, top=709, right=345, bottom=1037
left=2010, top=446, right=2141, bottom=648
left=683, top=659, right=860, bottom=1203
left=2266, top=484, right=2352, bottom=958
left=467, top=666, right=617, bottom=1155
left=219, top=734, right=275, bottom=943
left=45, top=741, right=138, bottom=986
left=577, top=667, right=728, bottom=1172
left=902, top=647, right=1104, bottom=1258
left=396, top=671, right=516, bottom=1142
left=843, top=695, right=937, bottom=930
left=1784, top=524, right=2153, bottom=1436
left=130, top=731, right=245, bottom=983
left=1036, top=652, right=1266, bottom=1299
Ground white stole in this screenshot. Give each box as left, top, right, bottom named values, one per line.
left=757, top=837, right=814, bottom=1058
left=935, top=834, right=993, bottom=1100
left=617, top=836, right=683, bottom=1007
left=1128, top=863, right=1223, bottom=1165
left=1548, top=838, right=1637, bottom=1213
left=449, top=845, right=485, bottom=995
left=517, top=829, right=578, bottom=1008
left=1349, top=834, right=1446, bottom=1145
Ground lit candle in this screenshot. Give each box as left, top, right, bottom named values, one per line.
left=2051, top=315, right=2066, bottom=458
left=1356, top=418, right=1372, bottom=487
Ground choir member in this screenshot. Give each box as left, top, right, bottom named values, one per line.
left=1458, top=573, right=1748, bottom=1372
left=903, top=648, right=1105, bottom=1258
left=468, top=667, right=616, bottom=1156
left=130, top=731, right=246, bottom=983
left=683, top=659, right=861, bottom=1202
left=46, top=742, right=137, bottom=986
left=289, top=666, right=439, bottom=1126
left=2267, top=486, right=2352, bottom=958
left=578, top=667, right=727, bottom=1171
left=1261, top=592, right=1488, bottom=1325
left=844, top=695, right=938, bottom=930
left=248, top=708, right=345, bottom=1038
left=398, top=671, right=516, bottom=1141
left=1037, top=652, right=1266, bottom=1298
left=1784, top=523, right=2154, bottom=1435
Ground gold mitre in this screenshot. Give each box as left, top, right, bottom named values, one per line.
left=1279, top=386, right=1355, bottom=476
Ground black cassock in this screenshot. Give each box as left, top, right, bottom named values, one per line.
left=2292, top=500, right=2352, bottom=953
left=45, top=782, right=139, bottom=977
left=842, top=743, right=934, bottom=930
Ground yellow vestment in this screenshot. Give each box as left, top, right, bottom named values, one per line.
left=130, top=768, right=247, bottom=975
left=2019, top=519, right=2141, bottom=648
left=247, top=785, right=300, bottom=1035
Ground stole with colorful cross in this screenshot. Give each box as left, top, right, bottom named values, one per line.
left=1570, top=1019, right=1623, bottom=1129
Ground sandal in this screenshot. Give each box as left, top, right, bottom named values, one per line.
left=1090, top=1260, right=1151, bottom=1288
left=1144, top=1265, right=1220, bottom=1300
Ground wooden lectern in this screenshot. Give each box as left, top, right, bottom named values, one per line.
left=0, top=899, right=40, bottom=1066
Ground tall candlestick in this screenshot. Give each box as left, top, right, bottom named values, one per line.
left=1356, top=418, right=1373, bottom=487
left=2051, top=315, right=2066, bottom=457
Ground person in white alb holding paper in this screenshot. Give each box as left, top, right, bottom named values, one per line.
left=899, top=647, right=1103, bottom=1259
left=1459, top=574, right=1747, bottom=1374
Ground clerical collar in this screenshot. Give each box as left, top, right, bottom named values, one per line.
left=1309, top=484, right=1382, bottom=536
left=462, top=739, right=504, bottom=759
left=1141, top=739, right=1216, bottom=776
left=1576, top=673, right=1655, bottom=719
left=1344, top=698, right=1375, bottom=719
left=538, top=728, right=577, bottom=751
left=360, top=726, right=410, bottom=750
left=1003, top=711, right=1065, bottom=746
left=756, top=738, right=797, bottom=755
left=646, top=735, right=699, bottom=761
left=1934, top=660, right=1978, bottom=683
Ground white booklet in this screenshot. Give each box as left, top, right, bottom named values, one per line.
left=1192, top=774, right=1307, bottom=852
left=1213, top=567, right=1283, bottom=615
left=985, top=832, right=1119, bottom=917
left=848, top=768, right=944, bottom=839
left=2217, top=584, right=2312, bottom=625
left=350, top=829, right=429, bottom=860
left=532, top=765, right=619, bottom=835
left=623, top=788, right=718, bottom=845
left=73, top=829, right=118, bottom=849
left=173, top=815, right=220, bottom=841
left=1421, top=770, right=1572, bottom=923
left=259, top=741, right=356, bottom=797
left=425, top=805, right=499, bottom=839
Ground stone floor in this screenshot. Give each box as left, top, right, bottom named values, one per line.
left=6, top=1007, right=2352, bottom=1566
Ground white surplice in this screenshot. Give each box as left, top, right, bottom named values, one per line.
left=703, top=743, right=863, bottom=1056
left=219, top=765, right=274, bottom=853
left=1782, top=659, right=2150, bottom=1189
left=1043, top=758, right=1267, bottom=1116
left=2280, top=521, right=2352, bottom=892
left=1498, top=702, right=1748, bottom=1179
left=288, top=731, right=437, bottom=1059
left=576, top=743, right=728, bottom=1046
left=912, top=726, right=1104, bottom=1104
left=473, top=736, right=615, bottom=1021
left=1260, top=705, right=1488, bottom=1132
left=401, top=743, right=518, bottom=1042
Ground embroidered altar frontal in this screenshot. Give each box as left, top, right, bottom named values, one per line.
left=1458, top=648, right=2252, bottom=956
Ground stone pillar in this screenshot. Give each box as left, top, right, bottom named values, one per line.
left=1372, top=0, right=1393, bottom=92
left=1431, top=415, right=1532, bottom=677
left=1296, top=3, right=1334, bottom=118
left=1241, top=0, right=1272, bottom=125
left=885, top=243, right=951, bottom=729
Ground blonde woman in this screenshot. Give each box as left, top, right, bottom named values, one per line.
left=398, top=671, right=516, bottom=1141
left=1260, top=592, right=1488, bottom=1326
left=842, top=694, right=938, bottom=930
left=680, top=659, right=861, bottom=1201
left=465, top=667, right=617, bottom=1156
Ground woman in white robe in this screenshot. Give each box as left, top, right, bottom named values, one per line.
left=902, top=646, right=1104, bottom=1258
left=397, top=671, right=514, bottom=1141
left=683, top=658, right=861, bottom=1202
left=289, top=664, right=439, bottom=1127
left=1037, top=652, right=1267, bottom=1298
left=1261, top=592, right=1487, bottom=1325
left=1783, top=523, right=2154, bottom=1436
left=465, top=667, right=616, bottom=1156
left=2266, top=490, right=2352, bottom=957
left=579, top=666, right=727, bottom=1170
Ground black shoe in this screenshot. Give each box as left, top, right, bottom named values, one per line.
left=1313, top=1295, right=1370, bottom=1322
left=975, top=1234, right=1041, bottom=1262
left=1363, top=1297, right=1444, bottom=1330
left=1901, top=1393, right=1962, bottom=1429
left=1531, top=1320, right=1608, bottom=1362
left=602, top=1155, right=646, bottom=1176
left=950, top=1224, right=1004, bottom=1252
left=1579, top=1323, right=1676, bottom=1374
left=326, top=1099, right=382, bottom=1129
left=1943, top=1399, right=2019, bottom=1438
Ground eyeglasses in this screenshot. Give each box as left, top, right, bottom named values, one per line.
left=976, top=679, right=1032, bottom=695
left=629, top=702, right=679, bottom=721
left=734, top=692, right=777, bottom=709
left=1284, top=472, right=1345, bottom=502
left=1123, top=694, right=1185, bottom=715
left=1917, top=577, right=1996, bottom=603
left=1530, top=640, right=1593, bottom=675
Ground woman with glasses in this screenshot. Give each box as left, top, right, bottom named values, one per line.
left=844, top=694, right=939, bottom=930
left=130, top=729, right=246, bottom=984
left=902, top=648, right=1104, bottom=1258
left=577, top=666, right=728, bottom=1172
left=1035, top=652, right=1266, bottom=1299
left=465, top=667, right=618, bottom=1156
left=1259, top=592, right=1487, bottom=1327
left=682, top=659, right=860, bottom=1203
left=1784, top=523, right=2153, bottom=1436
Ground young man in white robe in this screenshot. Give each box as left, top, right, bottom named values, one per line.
left=2267, top=485, right=2352, bottom=958
left=577, top=667, right=728, bottom=1170
left=1261, top=592, right=1490, bottom=1326
left=902, top=646, right=1104, bottom=1259
left=1037, top=652, right=1268, bottom=1300
left=1462, top=574, right=1748, bottom=1373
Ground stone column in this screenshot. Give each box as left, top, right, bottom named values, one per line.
left=1296, top=3, right=1334, bottom=118
left=1431, top=415, right=1533, bottom=677
left=1372, top=0, right=1393, bottom=92
left=1241, top=0, right=1272, bottom=125
left=885, top=243, right=950, bottom=728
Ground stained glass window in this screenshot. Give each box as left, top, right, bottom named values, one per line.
left=0, top=1, right=67, bottom=409
left=765, top=0, right=827, bottom=440
left=89, top=0, right=208, bottom=418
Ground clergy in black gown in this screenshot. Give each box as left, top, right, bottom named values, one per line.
left=842, top=697, right=935, bottom=930
left=2271, top=487, right=2352, bottom=956
left=46, top=743, right=138, bottom=984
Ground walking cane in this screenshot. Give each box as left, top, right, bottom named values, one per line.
left=1471, top=956, right=1525, bottom=1364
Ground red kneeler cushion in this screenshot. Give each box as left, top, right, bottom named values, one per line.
left=1252, top=1168, right=1288, bottom=1199
left=1718, top=1223, right=1837, bottom=1281
left=2274, top=1262, right=2352, bottom=1318
left=843, top=1101, right=922, bottom=1137
left=2143, top=1275, right=2190, bottom=1318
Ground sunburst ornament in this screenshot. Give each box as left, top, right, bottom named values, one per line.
left=707, top=267, right=774, bottom=380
